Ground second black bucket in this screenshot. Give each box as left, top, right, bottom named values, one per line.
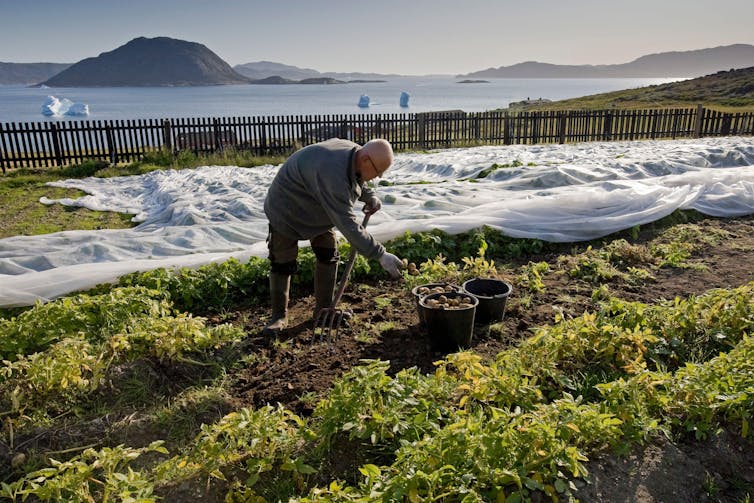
left=462, top=277, right=512, bottom=324
left=418, top=292, right=478, bottom=351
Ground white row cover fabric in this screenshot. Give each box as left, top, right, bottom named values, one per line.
left=2, top=136, right=754, bottom=307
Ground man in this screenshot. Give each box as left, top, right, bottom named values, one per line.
left=262, top=138, right=405, bottom=336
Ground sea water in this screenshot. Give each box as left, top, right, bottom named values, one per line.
left=0, top=76, right=680, bottom=123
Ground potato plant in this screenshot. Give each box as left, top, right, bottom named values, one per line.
left=3, top=219, right=754, bottom=502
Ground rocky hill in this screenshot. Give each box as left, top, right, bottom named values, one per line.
left=461, top=44, right=754, bottom=79
left=509, top=66, right=754, bottom=110
left=0, top=62, right=71, bottom=85
left=234, top=61, right=402, bottom=81
left=40, top=37, right=251, bottom=87
left=234, top=61, right=321, bottom=81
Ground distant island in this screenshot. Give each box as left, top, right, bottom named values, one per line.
left=233, top=60, right=401, bottom=82
left=457, top=79, right=490, bottom=84
left=39, top=37, right=251, bottom=87
left=248, top=76, right=386, bottom=85
left=0, top=62, right=71, bottom=85
left=2, top=40, right=754, bottom=86
left=458, top=44, right=754, bottom=79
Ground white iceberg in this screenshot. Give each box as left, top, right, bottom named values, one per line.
left=41, top=96, right=69, bottom=116
left=66, top=103, right=90, bottom=116
left=400, top=91, right=410, bottom=107
left=41, top=95, right=90, bottom=117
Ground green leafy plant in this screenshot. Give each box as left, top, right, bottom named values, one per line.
left=1, top=442, right=167, bottom=502
left=517, top=261, right=551, bottom=294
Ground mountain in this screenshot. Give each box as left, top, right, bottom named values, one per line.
left=233, top=61, right=403, bottom=81
left=460, top=44, right=754, bottom=79
left=234, top=61, right=321, bottom=80
left=0, top=62, right=71, bottom=85
left=40, top=36, right=251, bottom=87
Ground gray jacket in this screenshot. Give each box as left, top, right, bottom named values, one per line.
left=264, top=138, right=385, bottom=259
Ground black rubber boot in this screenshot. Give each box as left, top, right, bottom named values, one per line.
left=313, top=262, right=338, bottom=319
left=263, top=272, right=290, bottom=336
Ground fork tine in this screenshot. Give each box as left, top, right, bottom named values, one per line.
left=313, top=305, right=351, bottom=345
left=325, top=310, right=340, bottom=343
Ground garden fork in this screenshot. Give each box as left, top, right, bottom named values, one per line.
left=313, top=212, right=371, bottom=344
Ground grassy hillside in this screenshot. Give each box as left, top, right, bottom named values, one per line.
left=511, top=66, right=754, bottom=112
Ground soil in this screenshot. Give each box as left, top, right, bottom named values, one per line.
left=5, top=214, right=754, bottom=502
left=225, top=214, right=754, bottom=502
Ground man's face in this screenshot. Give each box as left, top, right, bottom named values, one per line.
left=359, top=153, right=386, bottom=182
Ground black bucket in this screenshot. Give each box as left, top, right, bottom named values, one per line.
left=411, top=283, right=462, bottom=325
left=462, top=278, right=512, bottom=324
left=418, top=291, right=478, bottom=351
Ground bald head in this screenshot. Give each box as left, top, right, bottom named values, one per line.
left=360, top=139, right=394, bottom=176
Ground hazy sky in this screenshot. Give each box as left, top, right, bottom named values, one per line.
left=2, top=0, right=753, bottom=75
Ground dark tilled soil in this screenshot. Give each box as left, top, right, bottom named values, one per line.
left=225, top=214, right=754, bottom=502
left=5, top=215, right=754, bottom=502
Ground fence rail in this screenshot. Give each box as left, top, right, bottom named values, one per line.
left=2, top=106, right=753, bottom=172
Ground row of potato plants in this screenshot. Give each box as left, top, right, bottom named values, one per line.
left=2, top=278, right=752, bottom=501
left=0, top=217, right=752, bottom=501
left=0, top=286, right=244, bottom=427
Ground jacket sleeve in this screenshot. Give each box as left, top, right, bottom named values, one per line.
left=358, top=183, right=377, bottom=203
left=316, top=179, right=385, bottom=260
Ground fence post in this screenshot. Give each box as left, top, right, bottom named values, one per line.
left=105, top=124, right=116, bottom=164
left=532, top=112, right=540, bottom=144
left=602, top=111, right=613, bottom=141
left=50, top=123, right=63, bottom=167
left=721, top=113, right=732, bottom=136
left=162, top=119, right=172, bottom=152
left=213, top=118, right=224, bottom=152
left=694, top=104, right=705, bottom=138
left=260, top=117, right=268, bottom=154
left=417, top=113, right=426, bottom=149
left=0, top=123, right=5, bottom=174
left=503, top=113, right=512, bottom=145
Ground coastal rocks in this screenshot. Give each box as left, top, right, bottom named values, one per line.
left=508, top=97, right=553, bottom=109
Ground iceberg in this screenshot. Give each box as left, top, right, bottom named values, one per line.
left=66, top=103, right=90, bottom=116
left=400, top=91, right=410, bottom=107
left=358, top=94, right=370, bottom=108
left=41, top=95, right=68, bottom=116
left=41, top=95, right=90, bottom=117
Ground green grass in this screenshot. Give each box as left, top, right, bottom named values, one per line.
left=0, top=151, right=286, bottom=239
left=506, top=67, right=754, bottom=112
left=0, top=181, right=135, bottom=238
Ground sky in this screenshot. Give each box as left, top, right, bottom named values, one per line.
left=1, top=0, right=753, bottom=75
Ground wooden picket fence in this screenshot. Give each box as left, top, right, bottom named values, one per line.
left=1, top=105, right=753, bottom=172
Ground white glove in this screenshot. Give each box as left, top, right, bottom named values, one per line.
left=363, top=196, right=382, bottom=215
left=378, top=252, right=404, bottom=279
